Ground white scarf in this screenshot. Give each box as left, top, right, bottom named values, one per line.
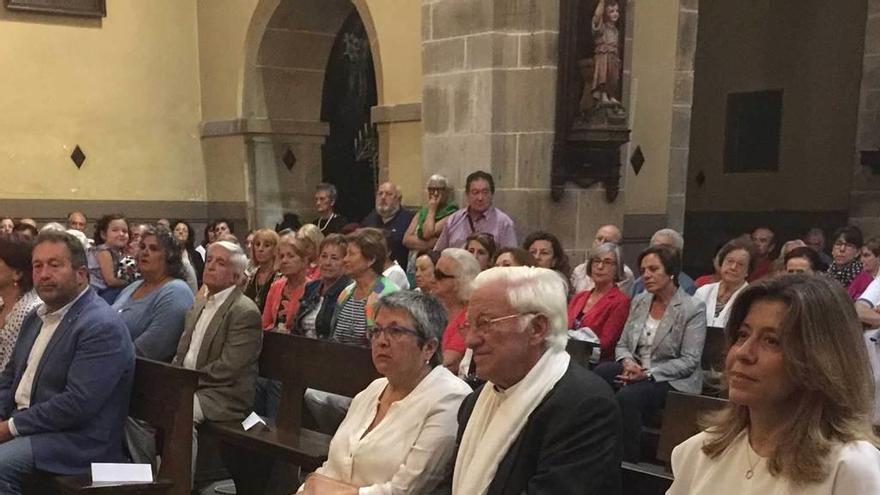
left=452, top=348, right=570, bottom=495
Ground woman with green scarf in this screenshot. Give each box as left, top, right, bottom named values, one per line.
left=403, top=174, right=458, bottom=256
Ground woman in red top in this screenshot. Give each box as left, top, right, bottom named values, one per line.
left=433, top=248, right=482, bottom=375
left=567, top=242, right=630, bottom=361
left=262, top=234, right=314, bottom=332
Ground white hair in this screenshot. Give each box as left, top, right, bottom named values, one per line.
left=39, top=222, right=66, bottom=233
left=651, top=228, right=685, bottom=251
left=472, top=266, right=569, bottom=351
left=441, top=248, right=481, bottom=302
left=426, top=174, right=450, bottom=189
left=209, top=241, right=249, bottom=282
left=65, top=229, right=90, bottom=251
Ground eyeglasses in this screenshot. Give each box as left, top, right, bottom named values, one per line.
left=366, top=325, right=420, bottom=342
left=462, top=312, right=536, bottom=336
left=434, top=268, right=456, bottom=281
left=834, top=240, right=857, bottom=249
left=591, top=258, right=617, bottom=267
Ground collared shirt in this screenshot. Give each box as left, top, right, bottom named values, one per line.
left=182, top=285, right=235, bottom=370
left=15, top=286, right=90, bottom=410
left=433, top=206, right=517, bottom=251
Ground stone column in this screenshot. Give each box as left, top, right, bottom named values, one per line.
left=851, top=0, right=880, bottom=234
left=422, top=0, right=624, bottom=260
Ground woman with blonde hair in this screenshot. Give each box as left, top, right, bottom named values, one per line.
left=668, top=274, right=880, bottom=494
left=297, top=223, right=325, bottom=280
left=244, top=228, right=280, bottom=312
left=262, top=234, right=314, bottom=333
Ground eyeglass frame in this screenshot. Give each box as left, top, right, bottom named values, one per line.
left=462, top=312, right=538, bottom=336
left=366, top=324, right=422, bottom=342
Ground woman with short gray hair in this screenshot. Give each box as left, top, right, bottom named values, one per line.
left=300, top=290, right=471, bottom=494
left=566, top=242, right=631, bottom=362
left=433, top=248, right=482, bottom=374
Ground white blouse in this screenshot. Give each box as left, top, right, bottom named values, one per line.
left=668, top=431, right=880, bottom=495
left=308, top=365, right=471, bottom=495
left=693, top=282, right=748, bottom=328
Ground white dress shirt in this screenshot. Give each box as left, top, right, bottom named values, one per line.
left=15, top=286, right=89, bottom=410
left=669, top=430, right=880, bottom=494
left=306, top=365, right=471, bottom=495
left=182, top=285, right=235, bottom=370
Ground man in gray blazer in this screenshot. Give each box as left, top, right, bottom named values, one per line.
left=172, top=240, right=262, bottom=469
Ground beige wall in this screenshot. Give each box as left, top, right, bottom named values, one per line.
left=686, top=0, right=865, bottom=213
left=623, top=0, right=681, bottom=215
left=0, top=1, right=205, bottom=202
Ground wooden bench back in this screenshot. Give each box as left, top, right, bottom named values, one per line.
left=128, top=358, right=200, bottom=495
left=565, top=339, right=596, bottom=368
left=656, top=391, right=728, bottom=464
left=259, top=332, right=381, bottom=433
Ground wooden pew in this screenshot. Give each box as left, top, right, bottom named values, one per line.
left=622, top=391, right=729, bottom=495
left=27, top=358, right=201, bottom=495
left=200, top=332, right=380, bottom=494
left=565, top=338, right=596, bottom=368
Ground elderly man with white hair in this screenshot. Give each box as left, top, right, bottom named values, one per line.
left=171, top=240, right=262, bottom=472
left=630, top=228, right=696, bottom=296
left=451, top=267, right=622, bottom=495
left=363, top=181, right=415, bottom=270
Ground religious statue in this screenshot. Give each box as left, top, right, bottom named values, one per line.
left=576, top=0, right=626, bottom=127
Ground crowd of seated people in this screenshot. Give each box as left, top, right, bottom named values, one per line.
left=1, top=174, right=880, bottom=494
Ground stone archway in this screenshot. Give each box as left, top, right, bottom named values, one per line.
left=240, top=0, right=380, bottom=228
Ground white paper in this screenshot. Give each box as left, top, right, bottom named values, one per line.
left=242, top=411, right=267, bottom=431
left=91, top=463, right=153, bottom=483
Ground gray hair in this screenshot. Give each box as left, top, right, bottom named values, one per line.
left=374, top=290, right=447, bottom=367
left=651, top=228, right=685, bottom=251
left=472, top=266, right=569, bottom=351
left=441, top=247, right=481, bottom=302
left=316, top=182, right=338, bottom=203
left=39, top=222, right=67, bottom=233
left=426, top=174, right=450, bottom=189
left=209, top=240, right=249, bottom=283
left=587, top=242, right=625, bottom=282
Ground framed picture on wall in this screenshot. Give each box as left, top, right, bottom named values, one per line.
left=5, top=0, right=106, bottom=17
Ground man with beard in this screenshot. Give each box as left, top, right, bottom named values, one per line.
left=0, top=230, right=134, bottom=494
left=362, top=182, right=414, bottom=270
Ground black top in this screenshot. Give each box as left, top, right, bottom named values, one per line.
left=311, top=213, right=350, bottom=235
left=452, top=361, right=623, bottom=495
left=361, top=208, right=415, bottom=270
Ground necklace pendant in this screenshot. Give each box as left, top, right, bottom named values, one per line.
left=745, top=468, right=754, bottom=480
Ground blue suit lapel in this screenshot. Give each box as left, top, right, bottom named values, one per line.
left=30, top=290, right=91, bottom=397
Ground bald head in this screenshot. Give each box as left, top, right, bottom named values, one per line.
left=593, top=224, right=622, bottom=248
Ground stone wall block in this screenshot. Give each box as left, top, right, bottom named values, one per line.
left=471, top=70, right=494, bottom=133
left=517, top=132, right=554, bottom=188
left=576, top=189, right=624, bottom=250
left=491, top=68, right=557, bottom=132
left=675, top=11, right=699, bottom=71
left=466, top=32, right=519, bottom=70
left=432, top=0, right=493, bottom=39
left=673, top=71, right=694, bottom=105
left=492, top=190, right=535, bottom=240
left=422, top=3, right=432, bottom=41
left=670, top=107, right=693, bottom=149
left=520, top=31, right=558, bottom=67
left=667, top=147, right=690, bottom=196
left=856, top=112, right=880, bottom=149
left=489, top=134, right=519, bottom=189
left=422, top=134, right=492, bottom=183
left=680, top=0, right=699, bottom=12
left=666, top=194, right=686, bottom=233
left=422, top=80, right=450, bottom=134
left=494, top=0, right=558, bottom=32
left=423, top=38, right=466, bottom=75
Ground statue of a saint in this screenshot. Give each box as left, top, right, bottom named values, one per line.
left=577, top=0, right=625, bottom=125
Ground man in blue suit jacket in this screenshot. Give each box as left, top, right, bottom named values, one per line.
left=0, top=230, right=135, bottom=494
